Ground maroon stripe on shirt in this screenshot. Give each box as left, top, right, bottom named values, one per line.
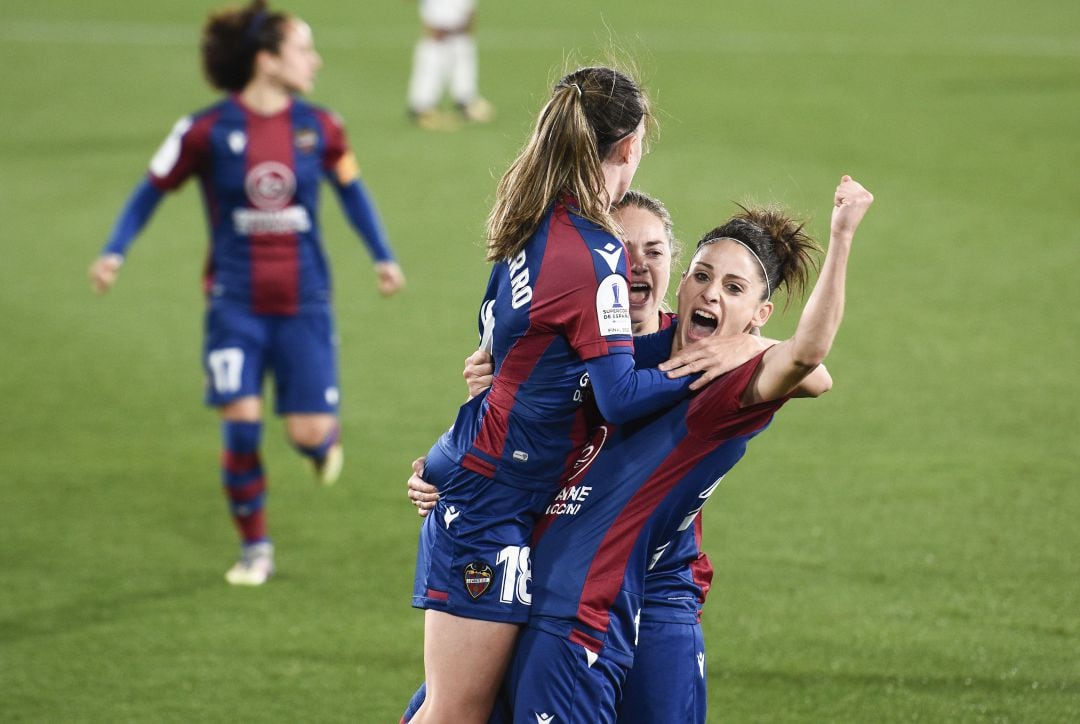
left=244, top=105, right=299, bottom=315
left=468, top=330, right=555, bottom=466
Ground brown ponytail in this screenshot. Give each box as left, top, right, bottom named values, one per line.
left=485, top=67, right=650, bottom=262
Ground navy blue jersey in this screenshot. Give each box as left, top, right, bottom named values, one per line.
left=148, top=95, right=358, bottom=314
left=436, top=198, right=635, bottom=492
left=526, top=348, right=787, bottom=666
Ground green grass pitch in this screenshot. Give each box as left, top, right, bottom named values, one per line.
left=1, top=1, right=1078, bottom=721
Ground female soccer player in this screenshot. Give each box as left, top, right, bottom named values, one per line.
left=404, top=190, right=767, bottom=724
left=503, top=175, right=872, bottom=722
left=88, top=0, right=404, bottom=586
left=407, top=0, right=494, bottom=129
left=404, top=190, right=722, bottom=723
left=407, top=67, right=759, bottom=724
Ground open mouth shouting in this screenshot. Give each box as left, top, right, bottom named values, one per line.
left=629, top=281, right=652, bottom=309
left=686, top=309, right=718, bottom=341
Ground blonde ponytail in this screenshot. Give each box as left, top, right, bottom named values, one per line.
left=486, top=67, right=649, bottom=262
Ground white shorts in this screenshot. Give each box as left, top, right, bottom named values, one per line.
left=420, top=0, right=476, bottom=31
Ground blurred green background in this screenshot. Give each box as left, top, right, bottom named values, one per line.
left=1, top=1, right=1078, bottom=721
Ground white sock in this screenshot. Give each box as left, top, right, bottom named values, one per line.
left=449, top=34, right=479, bottom=105
left=408, top=38, right=450, bottom=112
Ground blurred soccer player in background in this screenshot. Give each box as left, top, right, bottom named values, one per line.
left=88, top=0, right=404, bottom=586
left=407, top=0, right=494, bottom=130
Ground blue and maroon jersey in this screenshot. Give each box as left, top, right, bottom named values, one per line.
left=636, top=312, right=715, bottom=624
left=641, top=516, right=713, bottom=625
left=147, top=95, right=359, bottom=315
left=526, top=347, right=787, bottom=666
left=435, top=198, right=635, bottom=492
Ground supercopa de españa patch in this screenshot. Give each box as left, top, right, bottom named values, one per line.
left=464, top=561, right=494, bottom=599
left=596, top=274, right=632, bottom=336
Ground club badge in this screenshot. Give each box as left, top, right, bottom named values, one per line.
left=294, top=128, right=318, bottom=154
left=463, top=561, right=494, bottom=599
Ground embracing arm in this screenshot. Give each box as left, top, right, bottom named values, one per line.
left=585, top=352, right=693, bottom=424
left=746, top=175, right=872, bottom=405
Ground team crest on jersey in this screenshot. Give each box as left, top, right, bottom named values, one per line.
left=463, top=561, right=494, bottom=599
left=294, top=128, right=318, bottom=154
left=245, top=161, right=296, bottom=210
left=596, top=274, right=632, bottom=336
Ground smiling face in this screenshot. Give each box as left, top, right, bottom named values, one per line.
left=615, top=204, right=672, bottom=335
left=262, top=19, right=322, bottom=94
left=675, top=239, right=773, bottom=351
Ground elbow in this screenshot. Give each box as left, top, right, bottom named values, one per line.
left=792, top=346, right=829, bottom=370
left=594, top=397, right=635, bottom=425
left=597, top=404, right=633, bottom=425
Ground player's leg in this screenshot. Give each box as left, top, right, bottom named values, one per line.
left=447, top=7, right=493, bottom=123
left=285, top=413, right=342, bottom=486
left=615, top=620, right=707, bottom=724
left=205, top=302, right=274, bottom=585
left=219, top=398, right=275, bottom=585
left=410, top=611, right=519, bottom=724
left=274, top=306, right=343, bottom=485
left=408, top=0, right=454, bottom=125
left=409, top=445, right=548, bottom=722
left=407, top=30, right=451, bottom=118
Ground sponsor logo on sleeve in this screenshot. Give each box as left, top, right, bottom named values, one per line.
left=596, top=274, right=632, bottom=336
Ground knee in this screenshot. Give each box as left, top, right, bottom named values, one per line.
left=285, top=415, right=337, bottom=448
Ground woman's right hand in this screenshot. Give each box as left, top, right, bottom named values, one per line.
left=463, top=349, right=494, bottom=399
left=89, top=254, right=123, bottom=294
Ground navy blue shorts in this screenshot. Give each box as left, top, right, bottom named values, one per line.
left=202, top=300, right=339, bottom=414
left=617, top=619, right=707, bottom=723
left=411, top=443, right=551, bottom=624
left=504, top=626, right=627, bottom=724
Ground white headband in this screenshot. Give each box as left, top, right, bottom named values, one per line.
left=705, top=237, right=771, bottom=299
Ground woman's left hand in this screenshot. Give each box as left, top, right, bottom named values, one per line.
left=376, top=261, right=406, bottom=296
left=406, top=456, right=440, bottom=517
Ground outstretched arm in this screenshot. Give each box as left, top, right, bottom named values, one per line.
left=333, top=178, right=405, bottom=296
left=745, top=175, right=873, bottom=405
left=88, top=178, right=165, bottom=294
